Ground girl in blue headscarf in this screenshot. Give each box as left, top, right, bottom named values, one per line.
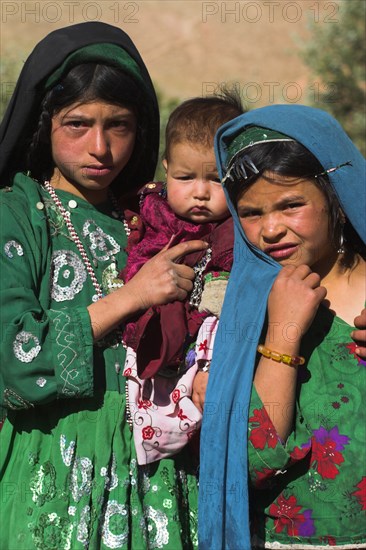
left=199, top=105, right=366, bottom=549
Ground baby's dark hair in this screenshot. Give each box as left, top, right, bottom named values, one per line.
left=225, top=140, right=365, bottom=269
left=164, top=87, right=244, bottom=160
left=23, top=63, right=147, bottom=194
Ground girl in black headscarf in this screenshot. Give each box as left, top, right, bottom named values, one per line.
left=0, top=22, right=205, bottom=549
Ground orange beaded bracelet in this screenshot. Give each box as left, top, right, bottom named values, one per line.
left=257, top=344, right=305, bottom=368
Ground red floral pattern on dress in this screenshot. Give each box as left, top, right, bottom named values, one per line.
left=253, top=467, right=274, bottom=488
left=123, top=367, right=132, bottom=376
left=269, top=494, right=315, bottom=537
left=249, top=407, right=278, bottom=449
left=311, top=426, right=349, bottom=480
left=198, top=339, right=208, bottom=353
left=320, top=536, right=337, bottom=546
left=345, top=342, right=366, bottom=366
left=142, top=426, right=155, bottom=440
left=172, top=389, right=180, bottom=403
left=177, top=408, right=188, bottom=421
left=138, top=399, right=152, bottom=410
left=352, top=477, right=366, bottom=511
left=290, top=443, right=311, bottom=463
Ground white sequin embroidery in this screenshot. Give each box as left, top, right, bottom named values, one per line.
left=36, top=377, right=47, bottom=387
left=143, top=506, right=169, bottom=548
left=69, top=457, right=93, bottom=503
left=83, top=220, right=120, bottom=262
left=101, top=453, right=119, bottom=492
left=60, top=434, right=76, bottom=467
left=51, top=250, right=87, bottom=302
left=101, top=501, right=129, bottom=548
left=77, top=505, right=90, bottom=546
left=4, top=240, right=24, bottom=258
left=13, top=331, right=41, bottom=363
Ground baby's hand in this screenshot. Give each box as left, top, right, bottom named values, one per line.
left=351, top=308, right=366, bottom=359
left=192, top=371, right=209, bottom=413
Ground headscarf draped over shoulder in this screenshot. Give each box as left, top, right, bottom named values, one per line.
left=0, top=22, right=159, bottom=190
left=198, top=104, right=366, bottom=549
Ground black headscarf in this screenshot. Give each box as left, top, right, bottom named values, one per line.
left=0, top=22, right=159, bottom=194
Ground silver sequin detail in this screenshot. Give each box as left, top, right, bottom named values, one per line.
left=4, top=240, right=24, bottom=259
left=143, top=506, right=169, bottom=548
left=51, top=250, right=87, bottom=302
left=100, top=453, right=119, bottom=492
left=83, top=220, right=120, bottom=262
left=68, top=506, right=76, bottom=516
left=101, top=501, right=129, bottom=548
left=69, top=457, right=93, bottom=502
left=77, top=505, right=90, bottom=546
left=60, top=434, right=76, bottom=467
left=13, top=331, right=41, bottom=363
left=36, top=377, right=47, bottom=387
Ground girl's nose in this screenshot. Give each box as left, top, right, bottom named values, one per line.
left=261, top=213, right=287, bottom=241
left=89, top=127, right=110, bottom=157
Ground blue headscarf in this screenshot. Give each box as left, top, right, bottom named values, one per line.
left=198, top=105, right=366, bottom=549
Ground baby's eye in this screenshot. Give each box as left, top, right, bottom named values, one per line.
left=210, top=177, right=222, bottom=186
left=176, top=175, right=193, bottom=181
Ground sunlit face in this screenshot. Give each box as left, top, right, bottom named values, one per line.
left=163, top=142, right=229, bottom=223
left=237, top=172, right=338, bottom=270
left=50, top=100, right=137, bottom=203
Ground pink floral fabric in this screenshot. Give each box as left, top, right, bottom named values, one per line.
left=124, top=316, right=218, bottom=465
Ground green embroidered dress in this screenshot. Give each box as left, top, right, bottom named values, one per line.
left=0, top=174, right=198, bottom=550
left=248, top=308, right=366, bottom=548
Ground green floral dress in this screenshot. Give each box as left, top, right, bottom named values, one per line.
left=248, top=308, right=366, bottom=548
left=0, top=174, right=198, bottom=550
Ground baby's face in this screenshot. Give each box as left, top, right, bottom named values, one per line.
left=163, top=142, right=229, bottom=224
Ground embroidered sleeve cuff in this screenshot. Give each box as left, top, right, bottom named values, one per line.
left=50, top=306, right=94, bottom=399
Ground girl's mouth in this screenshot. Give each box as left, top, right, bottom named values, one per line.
left=82, top=166, right=113, bottom=177
left=264, top=243, right=299, bottom=260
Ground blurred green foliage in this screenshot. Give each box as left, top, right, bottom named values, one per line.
left=154, top=88, right=180, bottom=181
left=302, top=0, right=366, bottom=155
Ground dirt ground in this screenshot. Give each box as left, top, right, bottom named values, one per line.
left=0, top=0, right=346, bottom=106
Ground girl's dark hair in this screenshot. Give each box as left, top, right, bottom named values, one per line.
left=225, top=140, right=365, bottom=269
left=24, top=63, right=147, bottom=195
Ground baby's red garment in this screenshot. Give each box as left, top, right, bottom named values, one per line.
left=120, top=182, right=233, bottom=378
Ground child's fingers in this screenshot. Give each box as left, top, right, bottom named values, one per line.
left=164, top=240, right=208, bottom=263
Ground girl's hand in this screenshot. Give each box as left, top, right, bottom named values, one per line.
left=351, top=308, right=366, bottom=359
left=125, top=240, right=208, bottom=311
left=267, top=264, right=327, bottom=348
left=192, top=371, right=209, bottom=413
left=255, top=265, right=327, bottom=441
left=88, top=240, right=208, bottom=342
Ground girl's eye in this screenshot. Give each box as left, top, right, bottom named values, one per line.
left=239, top=209, right=261, bottom=219
left=110, top=120, right=129, bottom=129
left=286, top=202, right=304, bottom=210
left=66, top=120, right=85, bottom=129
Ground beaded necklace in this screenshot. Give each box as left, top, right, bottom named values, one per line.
left=42, top=180, right=130, bottom=302
left=43, top=180, right=132, bottom=426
